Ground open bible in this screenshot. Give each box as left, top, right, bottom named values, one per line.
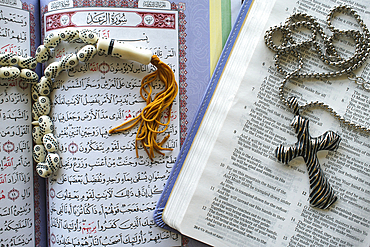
left=158, top=0, right=370, bottom=246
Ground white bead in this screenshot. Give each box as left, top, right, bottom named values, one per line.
left=17, top=56, right=37, bottom=69
left=36, top=76, right=52, bottom=96
left=45, top=153, right=60, bottom=174
left=38, top=115, right=54, bottom=135
left=44, top=32, right=61, bottom=48
left=77, top=45, right=97, bottom=62
left=32, top=126, right=43, bottom=144
left=96, top=38, right=111, bottom=55
left=0, top=66, right=20, bottom=79
left=33, top=144, right=46, bottom=163
left=43, top=133, right=58, bottom=152
left=32, top=96, right=51, bottom=120
left=60, top=29, right=79, bottom=42
left=111, top=41, right=152, bottom=65
left=31, top=107, right=38, bottom=121
left=79, top=30, right=99, bottom=44
left=35, top=45, right=50, bottom=63
left=60, top=53, right=79, bottom=70
left=44, top=61, right=62, bottom=79
left=31, top=84, right=40, bottom=102
left=0, top=52, right=18, bottom=66
left=36, top=162, right=53, bottom=178
left=19, top=69, right=39, bottom=83
left=37, top=95, right=51, bottom=111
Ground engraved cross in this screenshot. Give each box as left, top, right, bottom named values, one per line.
left=275, top=114, right=341, bottom=209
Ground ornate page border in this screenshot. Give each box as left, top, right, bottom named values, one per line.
left=41, top=0, right=188, bottom=144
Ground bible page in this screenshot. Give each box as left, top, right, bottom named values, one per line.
left=165, top=0, right=370, bottom=246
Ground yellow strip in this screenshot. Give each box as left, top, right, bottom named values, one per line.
left=210, top=0, right=223, bottom=75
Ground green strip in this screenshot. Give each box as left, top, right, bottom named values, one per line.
left=221, top=0, right=232, bottom=47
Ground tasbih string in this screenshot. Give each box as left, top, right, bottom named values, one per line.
left=109, top=55, right=178, bottom=160
left=0, top=28, right=178, bottom=178
left=0, top=53, right=38, bottom=82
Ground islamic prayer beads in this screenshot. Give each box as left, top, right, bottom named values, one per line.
left=31, top=28, right=177, bottom=178
left=0, top=53, right=38, bottom=82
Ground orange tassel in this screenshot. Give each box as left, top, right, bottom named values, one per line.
left=109, top=55, right=178, bottom=160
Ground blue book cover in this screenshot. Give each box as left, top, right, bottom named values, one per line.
left=153, top=0, right=254, bottom=233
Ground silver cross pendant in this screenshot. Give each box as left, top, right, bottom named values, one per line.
left=275, top=113, right=341, bottom=209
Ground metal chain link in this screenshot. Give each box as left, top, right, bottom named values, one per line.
left=265, top=5, right=370, bottom=133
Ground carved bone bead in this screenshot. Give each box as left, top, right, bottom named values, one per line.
left=38, top=115, right=54, bottom=135
left=60, top=53, right=79, bottom=70
left=77, top=45, right=97, bottom=62
left=44, top=32, right=61, bottom=48
left=111, top=42, right=152, bottom=65
left=60, top=29, right=80, bottom=42
left=32, top=126, right=43, bottom=144
left=79, top=30, right=99, bottom=45
left=31, top=84, right=40, bottom=101
left=44, top=61, right=62, bottom=79
left=35, top=45, right=50, bottom=63
left=19, top=69, right=39, bottom=83
left=36, top=76, right=52, bottom=96
left=35, top=76, right=53, bottom=96
left=43, top=133, right=58, bottom=152
left=0, top=66, right=20, bottom=80
left=0, top=52, right=18, bottom=66
left=36, top=162, right=53, bottom=178
left=32, top=96, right=50, bottom=120
left=96, top=38, right=111, bottom=56
left=45, top=153, right=60, bottom=174
left=33, top=144, right=47, bottom=163
left=18, top=56, right=37, bottom=69
left=31, top=106, right=39, bottom=121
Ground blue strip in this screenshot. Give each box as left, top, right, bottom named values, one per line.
left=153, top=0, right=255, bottom=231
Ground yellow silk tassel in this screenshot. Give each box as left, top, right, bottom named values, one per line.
left=109, top=55, right=178, bottom=160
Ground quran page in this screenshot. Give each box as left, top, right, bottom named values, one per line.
left=0, top=0, right=45, bottom=246
left=40, top=0, right=206, bottom=245
left=163, top=0, right=370, bottom=246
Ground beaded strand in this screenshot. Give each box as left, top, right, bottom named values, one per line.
left=31, top=29, right=103, bottom=178
left=0, top=52, right=39, bottom=82
left=31, top=28, right=177, bottom=178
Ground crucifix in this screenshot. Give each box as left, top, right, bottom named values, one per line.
left=275, top=114, right=341, bottom=209
left=264, top=6, right=370, bottom=209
